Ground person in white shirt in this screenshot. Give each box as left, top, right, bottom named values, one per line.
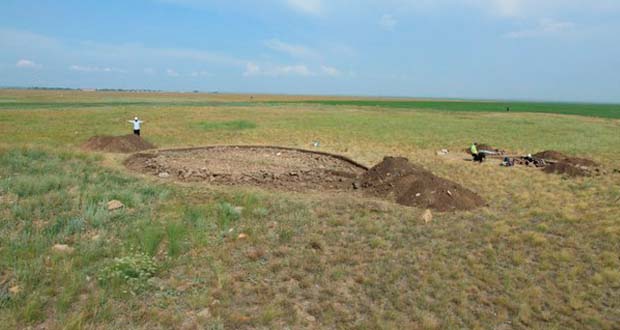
left=128, top=117, right=144, bottom=136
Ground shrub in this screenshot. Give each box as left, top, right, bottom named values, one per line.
left=98, top=252, right=158, bottom=294
left=216, top=202, right=241, bottom=230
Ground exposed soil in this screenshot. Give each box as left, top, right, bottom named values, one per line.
left=82, top=135, right=156, bottom=153
left=459, top=145, right=603, bottom=177
left=125, top=146, right=367, bottom=192
left=527, top=150, right=602, bottom=177
left=533, top=150, right=598, bottom=167
left=360, top=157, right=486, bottom=211
left=543, top=162, right=589, bottom=177
left=125, top=147, right=485, bottom=211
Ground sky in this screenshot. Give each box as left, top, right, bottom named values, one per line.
left=1, top=0, right=619, bottom=102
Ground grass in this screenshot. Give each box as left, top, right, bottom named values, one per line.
left=197, top=120, right=257, bottom=132
left=269, top=99, right=620, bottom=119
left=0, top=101, right=253, bottom=110
left=0, top=90, right=619, bottom=329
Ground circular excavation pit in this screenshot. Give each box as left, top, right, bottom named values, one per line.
left=125, top=146, right=368, bottom=192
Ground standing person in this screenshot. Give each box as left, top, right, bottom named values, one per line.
left=128, top=117, right=144, bottom=136
left=470, top=142, right=485, bottom=163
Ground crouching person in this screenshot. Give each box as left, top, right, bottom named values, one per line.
left=470, top=142, right=485, bottom=163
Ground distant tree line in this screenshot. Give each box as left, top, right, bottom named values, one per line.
left=95, top=88, right=163, bottom=93
left=0, top=86, right=79, bottom=91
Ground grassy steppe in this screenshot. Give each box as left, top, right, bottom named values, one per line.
left=283, top=100, right=620, bottom=119
left=1, top=90, right=619, bottom=329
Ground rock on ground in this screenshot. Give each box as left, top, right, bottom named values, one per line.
left=107, top=200, right=124, bottom=211
left=52, top=244, right=75, bottom=254
left=422, top=209, right=433, bottom=223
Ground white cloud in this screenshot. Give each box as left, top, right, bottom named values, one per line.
left=244, top=62, right=342, bottom=77
left=244, top=62, right=315, bottom=77
left=386, top=0, right=620, bottom=18
left=243, top=62, right=261, bottom=76
left=144, top=68, right=156, bottom=75
left=379, top=14, right=398, bottom=31
left=166, top=69, right=180, bottom=77
left=483, top=0, right=620, bottom=17
left=190, top=70, right=210, bottom=77
left=1, top=29, right=60, bottom=51
left=485, top=0, right=522, bottom=17
left=70, top=65, right=125, bottom=73
left=321, top=65, right=341, bottom=76
left=286, top=0, right=322, bottom=15
left=16, top=59, right=41, bottom=69
left=274, top=64, right=313, bottom=76
left=265, top=39, right=320, bottom=59
left=505, top=18, right=576, bottom=38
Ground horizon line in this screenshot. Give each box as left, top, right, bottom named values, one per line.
left=1, top=86, right=619, bottom=106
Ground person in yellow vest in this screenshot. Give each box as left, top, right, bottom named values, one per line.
left=470, top=142, right=485, bottom=163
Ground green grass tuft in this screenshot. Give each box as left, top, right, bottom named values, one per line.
left=197, top=120, right=257, bottom=132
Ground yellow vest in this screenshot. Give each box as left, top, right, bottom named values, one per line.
left=470, top=144, right=478, bottom=155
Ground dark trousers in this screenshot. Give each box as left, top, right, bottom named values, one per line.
left=473, top=153, right=485, bottom=162
left=133, top=129, right=140, bottom=136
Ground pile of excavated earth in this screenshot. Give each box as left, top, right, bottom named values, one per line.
left=82, top=135, right=155, bottom=153
left=464, top=143, right=604, bottom=177
left=532, top=150, right=603, bottom=177
left=359, top=157, right=486, bottom=211
left=83, top=134, right=608, bottom=211
left=124, top=146, right=486, bottom=211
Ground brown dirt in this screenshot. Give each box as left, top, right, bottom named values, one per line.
left=543, top=162, right=589, bottom=177
left=530, top=150, right=604, bottom=177
left=125, top=147, right=485, bottom=211
left=532, top=150, right=598, bottom=167
left=82, top=135, right=156, bottom=153
left=125, top=146, right=367, bottom=192
left=360, top=157, right=486, bottom=211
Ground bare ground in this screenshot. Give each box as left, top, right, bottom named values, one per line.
left=125, top=146, right=367, bottom=192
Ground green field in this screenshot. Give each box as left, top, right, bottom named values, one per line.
left=1, top=90, right=619, bottom=329
left=2, top=91, right=619, bottom=119
left=270, top=99, right=620, bottom=119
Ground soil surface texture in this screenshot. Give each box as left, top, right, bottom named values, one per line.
left=125, top=146, right=367, bottom=192
left=533, top=150, right=598, bottom=167
left=125, top=147, right=486, bottom=211
left=529, top=150, right=602, bottom=177
left=360, top=157, right=486, bottom=211
left=82, top=135, right=156, bottom=153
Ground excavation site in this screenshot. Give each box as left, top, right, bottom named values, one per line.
left=124, top=146, right=486, bottom=211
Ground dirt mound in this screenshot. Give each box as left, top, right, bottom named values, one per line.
left=360, top=157, right=486, bottom=211
left=125, top=146, right=367, bottom=192
left=532, top=150, right=566, bottom=161
left=543, top=162, right=589, bottom=177
left=82, top=135, right=156, bottom=153
left=530, top=150, right=602, bottom=177
left=533, top=150, right=598, bottom=167
left=126, top=147, right=485, bottom=211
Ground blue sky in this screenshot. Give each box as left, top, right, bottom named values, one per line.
left=1, top=0, right=619, bottom=102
